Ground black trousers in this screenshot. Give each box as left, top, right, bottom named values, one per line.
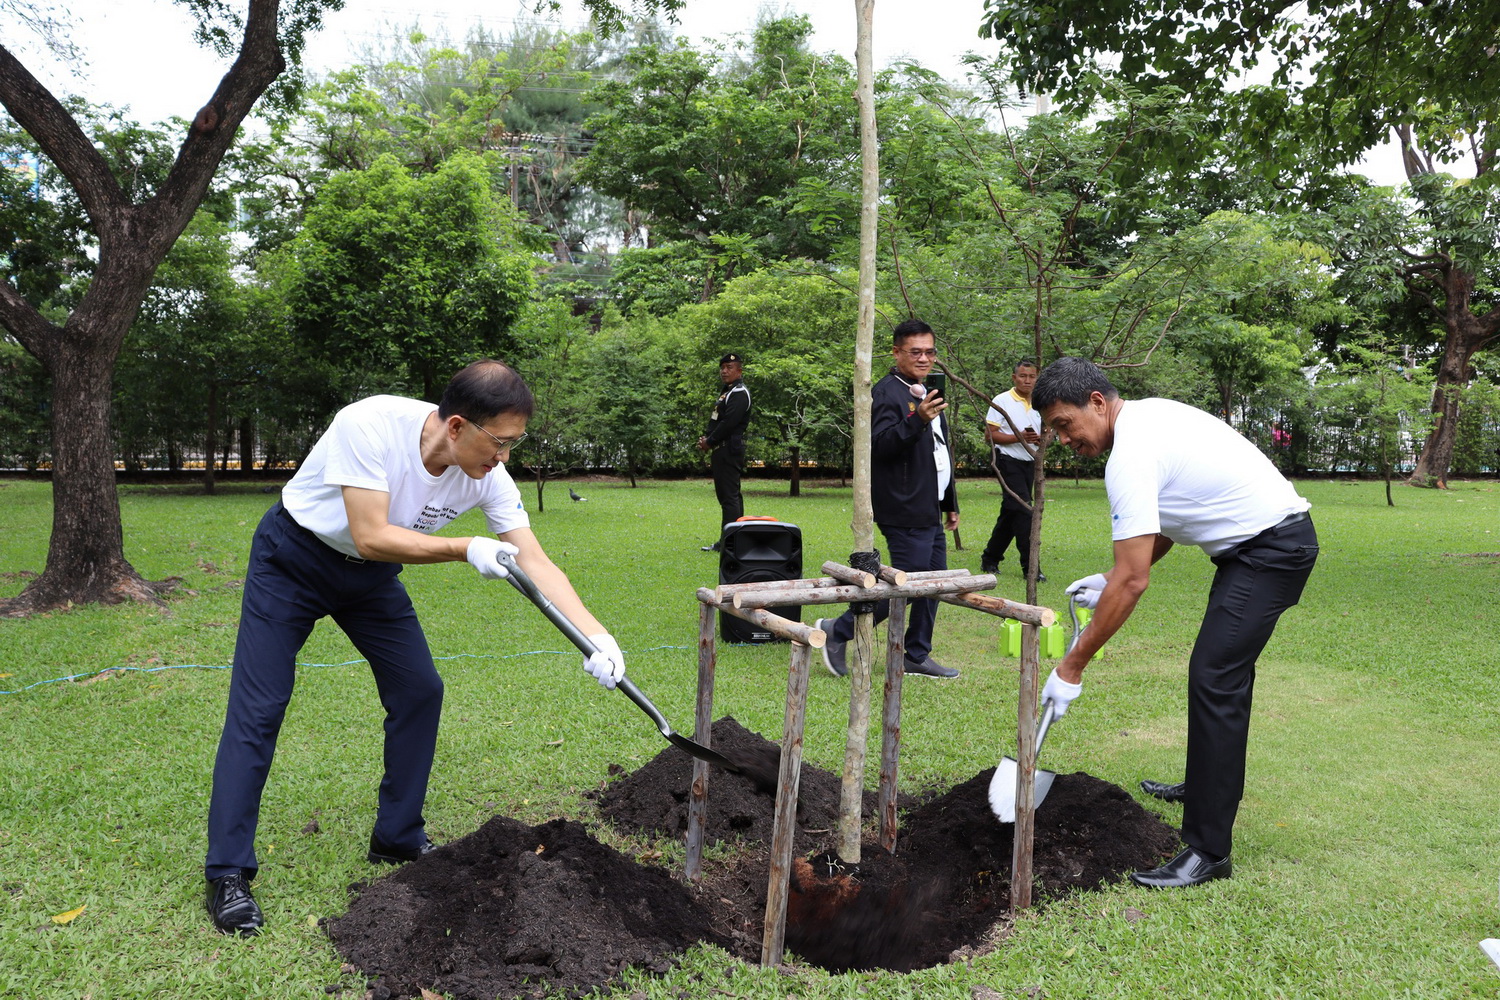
left=981, top=455, right=1035, bottom=570
left=206, top=504, right=443, bottom=879
left=711, top=440, right=745, bottom=532
left=826, top=522, right=946, bottom=663
left=1182, top=514, right=1319, bottom=860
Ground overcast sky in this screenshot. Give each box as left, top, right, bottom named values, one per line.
left=15, top=0, right=1405, bottom=186
left=20, top=0, right=998, bottom=125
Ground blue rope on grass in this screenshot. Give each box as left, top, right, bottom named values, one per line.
left=0, top=644, right=697, bottom=696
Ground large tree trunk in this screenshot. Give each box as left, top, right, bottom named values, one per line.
left=788, top=445, right=801, bottom=497
left=9, top=318, right=162, bottom=612
left=0, top=1, right=288, bottom=614
left=1406, top=270, right=1498, bottom=488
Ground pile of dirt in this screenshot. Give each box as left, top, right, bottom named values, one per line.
left=326, top=815, right=727, bottom=1000
left=591, top=716, right=878, bottom=852
left=329, top=717, right=1181, bottom=997
left=777, top=768, right=1181, bottom=972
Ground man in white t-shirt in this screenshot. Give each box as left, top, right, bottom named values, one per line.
left=1032, top=357, right=1319, bottom=889
left=204, top=360, right=626, bottom=936
left=981, top=360, right=1045, bottom=581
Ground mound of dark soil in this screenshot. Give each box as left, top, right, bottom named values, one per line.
left=778, top=768, right=1181, bottom=972
left=591, top=716, right=877, bottom=852
left=326, top=816, right=726, bottom=1000
left=329, top=718, right=1181, bottom=997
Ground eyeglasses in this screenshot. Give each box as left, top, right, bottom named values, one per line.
left=467, top=419, right=528, bottom=453
left=901, top=348, right=938, bottom=359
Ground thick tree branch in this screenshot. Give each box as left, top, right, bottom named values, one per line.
left=0, top=42, right=125, bottom=221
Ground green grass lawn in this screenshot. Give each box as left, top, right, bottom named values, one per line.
left=1, top=474, right=1497, bottom=998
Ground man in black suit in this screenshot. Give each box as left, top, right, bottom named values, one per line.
left=698, top=353, right=751, bottom=552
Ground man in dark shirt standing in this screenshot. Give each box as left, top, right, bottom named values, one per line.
left=697, top=353, right=751, bottom=552
left=815, top=320, right=960, bottom=679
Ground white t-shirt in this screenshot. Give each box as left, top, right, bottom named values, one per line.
left=282, top=395, right=530, bottom=559
left=1106, top=398, right=1310, bottom=556
left=932, top=416, right=952, bottom=500
left=985, top=388, right=1042, bottom=461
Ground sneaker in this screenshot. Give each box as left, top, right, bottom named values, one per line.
left=903, top=655, right=959, bottom=679
left=1025, top=568, right=1047, bottom=582
left=367, top=833, right=437, bottom=865
left=815, top=619, right=848, bottom=677
left=206, top=871, right=263, bottom=937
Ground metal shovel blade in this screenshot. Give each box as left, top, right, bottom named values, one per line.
left=989, top=756, right=1057, bottom=824
left=989, top=699, right=1058, bottom=824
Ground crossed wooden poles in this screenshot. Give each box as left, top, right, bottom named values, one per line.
left=686, top=560, right=1055, bottom=966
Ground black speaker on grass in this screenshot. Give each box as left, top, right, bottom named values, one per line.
left=719, top=519, right=802, bottom=643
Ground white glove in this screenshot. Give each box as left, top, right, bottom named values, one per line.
left=1066, top=573, right=1107, bottom=609
left=584, top=633, right=626, bottom=690
left=1041, top=667, right=1083, bottom=717
left=466, top=537, right=519, bottom=580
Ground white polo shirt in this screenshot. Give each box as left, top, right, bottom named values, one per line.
left=1106, top=399, right=1309, bottom=556
left=986, top=388, right=1042, bottom=461
left=282, top=395, right=530, bottom=559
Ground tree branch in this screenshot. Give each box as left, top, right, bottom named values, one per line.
left=0, top=42, right=125, bottom=222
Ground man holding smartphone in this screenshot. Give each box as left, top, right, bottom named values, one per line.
left=981, top=360, right=1045, bottom=581
left=815, top=319, right=960, bottom=679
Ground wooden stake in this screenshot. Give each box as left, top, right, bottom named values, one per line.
left=685, top=600, right=716, bottom=882
left=937, top=590, right=1055, bottom=626
left=878, top=598, right=907, bottom=853
left=876, top=564, right=908, bottom=585
left=821, top=559, right=877, bottom=589
left=760, top=641, right=811, bottom=967
left=1011, top=622, right=1041, bottom=912
left=731, top=575, right=997, bottom=612
left=696, top=588, right=826, bottom=646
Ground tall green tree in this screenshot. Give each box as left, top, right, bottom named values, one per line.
left=0, top=0, right=339, bottom=614
left=979, top=0, right=1500, bottom=486
left=578, top=16, right=860, bottom=282
left=276, top=152, right=536, bottom=401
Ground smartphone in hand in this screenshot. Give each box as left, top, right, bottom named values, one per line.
left=924, top=372, right=946, bottom=399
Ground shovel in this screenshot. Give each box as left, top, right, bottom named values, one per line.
left=494, top=551, right=779, bottom=793
left=988, top=595, right=1088, bottom=823
left=988, top=700, right=1059, bottom=823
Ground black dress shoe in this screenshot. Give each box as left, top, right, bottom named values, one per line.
left=1129, top=847, right=1231, bottom=888
left=367, top=834, right=437, bottom=865
left=206, top=871, right=263, bottom=936
left=1140, top=779, right=1186, bottom=803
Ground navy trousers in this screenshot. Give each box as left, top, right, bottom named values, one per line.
left=205, top=504, right=443, bottom=880
left=1182, top=514, right=1319, bottom=860
left=825, top=522, right=947, bottom=663
left=981, top=455, right=1036, bottom=571
left=711, top=440, right=745, bottom=532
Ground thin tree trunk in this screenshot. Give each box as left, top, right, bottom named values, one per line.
left=203, top=382, right=218, bottom=495
left=789, top=445, right=801, bottom=497
left=839, top=0, right=879, bottom=865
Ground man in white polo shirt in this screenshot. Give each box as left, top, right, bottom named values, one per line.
left=1032, top=357, right=1319, bottom=889
left=203, top=360, right=626, bottom=936
left=981, top=359, right=1045, bottom=581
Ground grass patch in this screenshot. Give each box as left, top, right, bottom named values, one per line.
left=2, top=475, right=1498, bottom=997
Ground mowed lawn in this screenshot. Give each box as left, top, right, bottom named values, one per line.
left=1, top=474, right=1497, bottom=999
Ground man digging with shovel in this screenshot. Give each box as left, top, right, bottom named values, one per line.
left=203, top=360, right=627, bottom=936
left=1031, top=358, right=1319, bottom=889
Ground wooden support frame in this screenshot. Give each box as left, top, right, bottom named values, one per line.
left=691, top=569, right=1054, bottom=965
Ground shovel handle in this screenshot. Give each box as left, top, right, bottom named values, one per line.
left=496, top=552, right=674, bottom=738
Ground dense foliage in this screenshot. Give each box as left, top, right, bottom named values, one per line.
left=3, top=8, right=1497, bottom=496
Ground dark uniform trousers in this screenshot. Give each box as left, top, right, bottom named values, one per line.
left=825, top=522, right=947, bottom=663
left=711, top=437, right=746, bottom=531
left=205, top=503, right=443, bottom=880
left=1183, top=513, right=1319, bottom=860
left=982, top=454, right=1036, bottom=571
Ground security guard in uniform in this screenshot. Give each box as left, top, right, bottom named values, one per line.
left=697, top=353, right=751, bottom=552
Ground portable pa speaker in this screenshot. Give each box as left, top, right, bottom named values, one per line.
left=718, top=519, right=802, bottom=643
